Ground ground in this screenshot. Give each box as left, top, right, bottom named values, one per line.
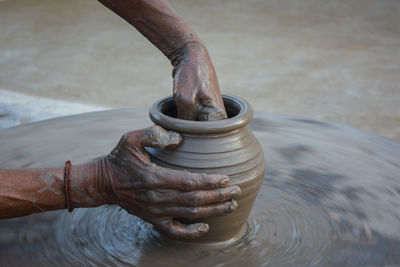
left=0, top=0, right=399, bottom=140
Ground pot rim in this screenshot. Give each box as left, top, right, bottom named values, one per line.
left=149, top=94, right=253, bottom=134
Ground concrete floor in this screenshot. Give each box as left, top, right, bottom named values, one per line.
left=0, top=0, right=399, bottom=140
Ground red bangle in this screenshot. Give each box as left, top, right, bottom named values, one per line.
left=64, top=160, right=74, bottom=212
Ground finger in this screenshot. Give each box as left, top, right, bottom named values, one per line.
left=173, top=85, right=198, bottom=121
left=141, top=125, right=182, bottom=149
left=197, top=106, right=228, bottom=121
left=150, top=200, right=238, bottom=220
left=177, top=106, right=197, bottom=120
left=175, top=97, right=198, bottom=121
left=150, top=166, right=231, bottom=191
left=197, top=98, right=228, bottom=121
left=139, top=185, right=241, bottom=206
left=151, top=218, right=209, bottom=239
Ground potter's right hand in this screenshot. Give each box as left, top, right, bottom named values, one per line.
left=170, top=42, right=228, bottom=121
left=100, top=126, right=241, bottom=239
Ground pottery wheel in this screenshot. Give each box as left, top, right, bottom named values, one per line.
left=0, top=109, right=399, bottom=266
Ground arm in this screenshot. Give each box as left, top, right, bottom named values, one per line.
left=0, top=126, right=241, bottom=239
left=0, top=162, right=104, bottom=218
left=98, top=0, right=227, bottom=121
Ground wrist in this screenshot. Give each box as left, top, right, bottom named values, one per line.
left=69, top=159, right=108, bottom=208
left=168, top=39, right=208, bottom=67
left=96, top=156, right=118, bottom=205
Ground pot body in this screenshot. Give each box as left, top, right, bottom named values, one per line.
left=147, top=95, right=266, bottom=242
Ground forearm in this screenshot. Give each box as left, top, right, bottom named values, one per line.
left=0, top=160, right=105, bottom=219
left=98, top=0, right=203, bottom=59
left=0, top=167, right=64, bottom=218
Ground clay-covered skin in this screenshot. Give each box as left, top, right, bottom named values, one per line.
left=101, top=126, right=241, bottom=239
left=169, top=42, right=227, bottom=121
left=98, top=0, right=227, bottom=121
left=0, top=126, right=241, bottom=239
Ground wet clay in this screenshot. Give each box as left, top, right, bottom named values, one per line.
left=0, top=109, right=400, bottom=266
left=147, top=95, right=265, bottom=242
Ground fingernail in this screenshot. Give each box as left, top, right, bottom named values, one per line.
left=165, top=132, right=182, bottom=148
left=218, top=177, right=230, bottom=187
left=198, top=224, right=209, bottom=232
left=225, top=200, right=239, bottom=213
left=170, top=132, right=182, bottom=143
left=230, top=186, right=241, bottom=196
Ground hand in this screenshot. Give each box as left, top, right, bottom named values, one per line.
left=170, top=42, right=228, bottom=121
left=100, top=126, right=241, bottom=239
left=98, top=0, right=226, bottom=121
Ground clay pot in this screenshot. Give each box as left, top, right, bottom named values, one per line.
left=147, top=95, right=266, bottom=243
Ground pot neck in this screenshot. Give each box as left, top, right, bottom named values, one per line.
left=149, top=95, right=253, bottom=134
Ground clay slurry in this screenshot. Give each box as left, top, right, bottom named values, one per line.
left=0, top=108, right=399, bottom=265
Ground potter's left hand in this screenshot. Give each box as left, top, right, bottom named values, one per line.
left=100, top=126, right=241, bottom=239
left=170, top=42, right=228, bottom=121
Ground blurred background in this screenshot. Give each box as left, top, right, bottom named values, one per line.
left=0, top=0, right=399, bottom=140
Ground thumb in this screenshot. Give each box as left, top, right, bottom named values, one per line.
left=141, top=126, right=182, bottom=149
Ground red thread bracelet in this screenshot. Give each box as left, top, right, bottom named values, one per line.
left=64, top=160, right=74, bottom=212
